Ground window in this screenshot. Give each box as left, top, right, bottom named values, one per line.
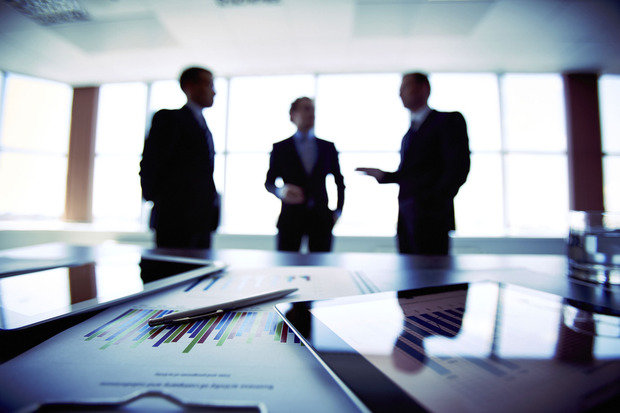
left=0, top=72, right=72, bottom=219
left=500, top=74, right=568, bottom=235
left=599, top=75, right=620, bottom=212
left=430, top=73, right=504, bottom=235
left=148, top=78, right=228, bottom=185
left=92, top=83, right=147, bottom=226
left=227, top=75, right=316, bottom=153
left=223, top=75, right=315, bottom=234
left=313, top=74, right=407, bottom=236
left=83, top=72, right=572, bottom=238
left=148, top=78, right=229, bottom=154
left=315, top=73, right=408, bottom=152
left=429, top=73, right=502, bottom=152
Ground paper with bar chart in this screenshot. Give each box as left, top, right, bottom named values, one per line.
left=0, top=267, right=373, bottom=412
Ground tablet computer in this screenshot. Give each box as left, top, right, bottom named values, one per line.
left=0, top=253, right=226, bottom=330
left=275, top=282, right=620, bottom=413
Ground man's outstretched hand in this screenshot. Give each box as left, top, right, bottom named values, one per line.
left=356, top=167, right=385, bottom=182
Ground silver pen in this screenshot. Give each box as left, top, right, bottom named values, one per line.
left=148, top=287, right=298, bottom=327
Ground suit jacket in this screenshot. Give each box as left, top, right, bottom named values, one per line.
left=382, top=110, right=470, bottom=231
left=140, top=105, right=218, bottom=233
left=265, top=136, right=345, bottom=228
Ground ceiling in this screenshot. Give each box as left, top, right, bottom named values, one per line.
left=0, top=0, right=619, bottom=86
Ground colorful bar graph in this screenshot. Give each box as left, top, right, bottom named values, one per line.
left=84, top=308, right=300, bottom=353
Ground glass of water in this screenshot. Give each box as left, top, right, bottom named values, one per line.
left=567, top=211, right=620, bottom=285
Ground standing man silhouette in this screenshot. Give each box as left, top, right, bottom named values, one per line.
left=140, top=66, right=219, bottom=249
left=357, top=73, right=470, bottom=255
left=265, top=97, right=345, bottom=252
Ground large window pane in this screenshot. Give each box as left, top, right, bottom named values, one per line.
left=0, top=153, right=67, bottom=218
left=334, top=153, right=400, bottom=237
left=501, top=74, right=566, bottom=152
left=94, top=83, right=147, bottom=225
left=149, top=78, right=229, bottom=153
left=221, top=154, right=279, bottom=234
left=148, top=80, right=186, bottom=112
left=429, top=73, right=501, bottom=152
left=0, top=73, right=71, bottom=154
left=599, top=75, right=620, bottom=155
left=227, top=75, right=315, bottom=153
left=206, top=78, right=229, bottom=154
left=504, top=154, right=569, bottom=235
left=315, top=74, right=408, bottom=152
left=454, top=154, right=504, bottom=235
left=603, top=156, right=620, bottom=212
left=0, top=72, right=4, bottom=133
left=95, top=83, right=147, bottom=156
left=92, top=155, right=142, bottom=224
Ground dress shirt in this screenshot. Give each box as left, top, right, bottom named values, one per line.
left=410, top=105, right=431, bottom=131
left=186, top=100, right=207, bottom=128
left=186, top=100, right=215, bottom=164
left=400, top=105, right=432, bottom=156
left=293, top=128, right=317, bottom=175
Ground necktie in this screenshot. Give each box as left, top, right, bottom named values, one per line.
left=299, top=134, right=316, bottom=174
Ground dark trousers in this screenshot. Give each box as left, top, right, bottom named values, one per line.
left=277, top=208, right=333, bottom=252
left=397, top=199, right=450, bottom=255
left=155, top=227, right=212, bottom=249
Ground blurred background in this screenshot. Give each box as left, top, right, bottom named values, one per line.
left=0, top=0, right=618, bottom=253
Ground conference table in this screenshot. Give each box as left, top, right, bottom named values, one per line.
left=0, top=242, right=618, bottom=411
left=1, top=242, right=618, bottom=358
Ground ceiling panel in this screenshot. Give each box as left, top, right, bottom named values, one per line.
left=49, top=13, right=177, bottom=53
left=0, top=0, right=618, bottom=86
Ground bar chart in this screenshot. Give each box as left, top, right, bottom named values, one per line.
left=392, top=306, right=524, bottom=379
left=84, top=308, right=300, bottom=353
left=394, top=307, right=467, bottom=376
left=183, top=272, right=312, bottom=294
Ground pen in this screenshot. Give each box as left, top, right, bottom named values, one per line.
left=147, top=287, right=299, bottom=327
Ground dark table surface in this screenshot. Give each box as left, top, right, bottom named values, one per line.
left=1, top=242, right=618, bottom=362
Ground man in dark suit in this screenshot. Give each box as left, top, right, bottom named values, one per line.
left=265, top=97, right=345, bottom=252
left=357, top=72, right=470, bottom=255
left=140, top=66, right=219, bottom=249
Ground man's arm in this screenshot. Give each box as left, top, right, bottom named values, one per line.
left=330, top=143, right=346, bottom=214
left=356, top=167, right=394, bottom=183
left=265, top=145, right=305, bottom=204
left=139, top=110, right=176, bottom=202
left=432, top=112, right=471, bottom=200
left=265, top=145, right=280, bottom=197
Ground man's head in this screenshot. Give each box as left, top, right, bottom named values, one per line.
left=400, top=72, right=430, bottom=111
left=179, top=67, right=216, bottom=108
left=289, top=97, right=315, bottom=133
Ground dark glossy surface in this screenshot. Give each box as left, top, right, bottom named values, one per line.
left=277, top=282, right=619, bottom=412
left=149, top=246, right=619, bottom=310
left=0, top=253, right=211, bottom=330
left=0, top=243, right=618, bottom=363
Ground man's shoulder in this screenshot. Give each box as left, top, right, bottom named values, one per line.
left=432, top=109, right=462, bottom=116
left=315, top=137, right=337, bottom=151
left=315, top=137, right=334, bottom=145
left=432, top=110, right=465, bottom=122
left=272, top=136, right=295, bottom=148
left=152, top=108, right=182, bottom=121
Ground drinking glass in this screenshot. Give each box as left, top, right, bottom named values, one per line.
left=567, top=211, right=620, bottom=285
